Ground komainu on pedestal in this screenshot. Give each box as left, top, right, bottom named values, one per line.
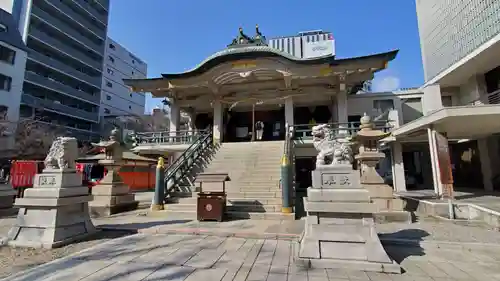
left=7, top=137, right=96, bottom=249
left=297, top=124, right=401, bottom=273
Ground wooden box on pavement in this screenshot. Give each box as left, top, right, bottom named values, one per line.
left=196, top=173, right=230, bottom=222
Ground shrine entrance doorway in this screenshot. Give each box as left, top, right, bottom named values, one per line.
left=224, top=106, right=285, bottom=143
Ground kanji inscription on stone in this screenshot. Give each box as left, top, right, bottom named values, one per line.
left=321, top=173, right=351, bottom=186
left=38, top=175, right=57, bottom=187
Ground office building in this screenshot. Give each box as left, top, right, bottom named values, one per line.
left=12, top=0, right=110, bottom=141
left=389, top=0, right=500, bottom=195
left=268, top=29, right=335, bottom=59
left=0, top=8, right=28, bottom=150
left=101, top=37, right=147, bottom=118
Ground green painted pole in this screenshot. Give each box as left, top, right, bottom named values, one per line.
left=281, top=154, right=292, bottom=213
left=152, top=157, right=165, bottom=211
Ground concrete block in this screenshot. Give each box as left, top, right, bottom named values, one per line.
left=307, top=189, right=371, bottom=202
left=7, top=170, right=96, bottom=248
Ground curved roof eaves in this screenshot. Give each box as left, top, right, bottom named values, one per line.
left=160, top=46, right=399, bottom=80
left=161, top=46, right=335, bottom=79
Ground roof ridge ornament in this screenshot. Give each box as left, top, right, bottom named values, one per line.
left=228, top=25, right=267, bottom=48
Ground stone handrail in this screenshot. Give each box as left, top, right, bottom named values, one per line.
left=134, top=129, right=208, bottom=145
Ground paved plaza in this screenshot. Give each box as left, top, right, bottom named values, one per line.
left=2, top=231, right=500, bottom=281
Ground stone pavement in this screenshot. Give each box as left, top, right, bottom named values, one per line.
left=3, top=232, right=500, bottom=281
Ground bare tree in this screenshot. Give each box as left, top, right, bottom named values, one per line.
left=8, top=117, right=67, bottom=160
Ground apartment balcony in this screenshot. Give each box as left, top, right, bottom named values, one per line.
left=31, top=6, right=105, bottom=55
left=28, top=50, right=102, bottom=89
left=72, top=0, right=108, bottom=25
left=469, top=89, right=500, bottom=106
left=25, top=71, right=100, bottom=104
left=21, top=94, right=99, bottom=123
left=393, top=89, right=500, bottom=142
left=30, top=27, right=103, bottom=72
left=43, top=0, right=106, bottom=40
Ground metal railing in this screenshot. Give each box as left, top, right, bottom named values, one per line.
left=134, top=129, right=208, bottom=146
left=292, top=121, right=393, bottom=140
left=163, top=130, right=213, bottom=200
left=469, top=89, right=500, bottom=106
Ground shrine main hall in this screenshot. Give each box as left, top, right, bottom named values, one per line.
left=124, top=26, right=398, bottom=144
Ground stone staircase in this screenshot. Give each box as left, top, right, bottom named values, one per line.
left=165, top=141, right=294, bottom=220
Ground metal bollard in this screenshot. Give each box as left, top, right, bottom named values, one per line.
left=280, top=154, right=292, bottom=213
left=151, top=157, right=165, bottom=211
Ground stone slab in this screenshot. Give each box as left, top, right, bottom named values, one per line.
left=364, top=184, right=394, bottom=198
left=8, top=226, right=97, bottom=249
left=23, top=186, right=89, bottom=198
left=89, top=200, right=139, bottom=217
left=12, top=204, right=93, bottom=227
left=303, top=199, right=377, bottom=214
left=90, top=193, right=137, bottom=206
left=91, top=184, right=130, bottom=196
left=296, top=257, right=401, bottom=274
left=306, top=188, right=370, bottom=202
left=14, top=195, right=92, bottom=207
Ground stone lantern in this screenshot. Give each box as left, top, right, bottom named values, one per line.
left=353, top=113, right=391, bottom=184
left=353, top=114, right=404, bottom=215
left=89, top=128, right=138, bottom=217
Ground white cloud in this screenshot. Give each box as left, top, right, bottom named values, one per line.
left=372, top=76, right=401, bottom=92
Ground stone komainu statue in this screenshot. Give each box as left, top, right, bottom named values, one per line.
left=312, top=124, right=353, bottom=167
left=44, top=137, right=79, bottom=170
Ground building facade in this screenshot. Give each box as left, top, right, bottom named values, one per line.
left=268, top=30, right=335, bottom=59
left=416, top=0, right=500, bottom=83
left=0, top=8, right=28, bottom=150
left=388, top=0, right=500, bottom=195
left=100, top=37, right=147, bottom=118
left=11, top=0, right=110, bottom=140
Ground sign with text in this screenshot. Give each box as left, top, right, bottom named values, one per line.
left=434, top=131, right=454, bottom=198
left=303, top=40, right=335, bottom=59
left=38, top=175, right=57, bottom=187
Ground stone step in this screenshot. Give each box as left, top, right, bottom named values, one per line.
left=235, top=186, right=281, bottom=192
left=148, top=209, right=294, bottom=221
left=226, top=191, right=281, bottom=198
left=236, top=181, right=282, bottom=186
left=168, top=196, right=283, bottom=205
left=226, top=211, right=294, bottom=220
left=165, top=202, right=283, bottom=213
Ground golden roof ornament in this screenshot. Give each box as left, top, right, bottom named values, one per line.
left=228, top=25, right=267, bottom=47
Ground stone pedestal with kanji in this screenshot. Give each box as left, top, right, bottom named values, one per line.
left=7, top=137, right=96, bottom=248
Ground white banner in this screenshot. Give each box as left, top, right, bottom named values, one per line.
left=303, top=40, right=335, bottom=59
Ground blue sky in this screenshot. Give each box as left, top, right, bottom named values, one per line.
left=107, top=0, right=424, bottom=114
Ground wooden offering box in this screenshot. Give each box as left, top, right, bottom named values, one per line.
left=196, top=173, right=230, bottom=222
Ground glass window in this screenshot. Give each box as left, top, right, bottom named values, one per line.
left=373, top=99, right=394, bottom=113
left=0, top=45, right=16, bottom=64
left=0, top=74, right=12, bottom=91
